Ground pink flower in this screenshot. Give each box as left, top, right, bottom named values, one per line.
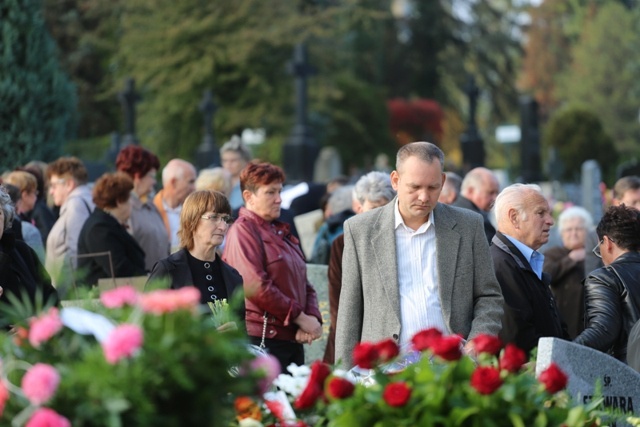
left=25, top=408, right=70, bottom=427
left=0, top=380, right=9, bottom=416
left=139, top=287, right=201, bottom=314
left=102, top=324, right=144, bottom=364
left=29, top=308, right=63, bottom=347
left=100, top=285, right=139, bottom=308
left=250, top=354, right=281, bottom=394
left=21, top=363, right=60, bottom=405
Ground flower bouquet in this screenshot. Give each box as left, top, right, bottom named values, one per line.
left=241, top=329, right=626, bottom=427
left=0, top=285, right=272, bottom=427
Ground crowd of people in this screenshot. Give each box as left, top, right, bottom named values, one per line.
left=1, top=139, right=640, bottom=374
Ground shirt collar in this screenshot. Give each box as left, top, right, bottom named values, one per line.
left=394, top=199, right=434, bottom=233
left=502, top=234, right=544, bottom=279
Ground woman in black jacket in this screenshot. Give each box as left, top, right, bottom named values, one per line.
left=147, top=190, right=244, bottom=331
left=574, top=205, right=640, bottom=362
left=0, top=186, right=57, bottom=326
left=77, top=172, right=146, bottom=286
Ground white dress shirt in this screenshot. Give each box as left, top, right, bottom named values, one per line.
left=394, top=200, right=448, bottom=348
left=163, top=200, right=182, bottom=253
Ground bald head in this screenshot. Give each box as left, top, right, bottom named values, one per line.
left=460, top=167, right=499, bottom=212
left=161, top=159, right=196, bottom=208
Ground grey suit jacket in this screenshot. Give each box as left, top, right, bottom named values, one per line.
left=335, top=199, right=504, bottom=367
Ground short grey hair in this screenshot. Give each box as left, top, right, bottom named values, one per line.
left=327, top=185, right=354, bottom=215
left=494, top=183, right=543, bottom=223
left=461, top=167, right=494, bottom=193
left=354, top=171, right=395, bottom=205
left=558, top=206, right=593, bottom=232
left=195, top=167, right=232, bottom=194
left=162, top=159, right=194, bottom=186
left=0, top=186, right=15, bottom=230
left=220, top=136, right=252, bottom=162
left=396, top=141, right=444, bottom=173
left=442, top=171, right=462, bottom=196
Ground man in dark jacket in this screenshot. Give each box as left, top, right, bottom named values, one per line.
left=574, top=205, right=640, bottom=362
left=453, top=167, right=499, bottom=243
left=490, top=183, right=567, bottom=354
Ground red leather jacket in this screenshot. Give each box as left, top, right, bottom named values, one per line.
left=222, top=208, right=322, bottom=342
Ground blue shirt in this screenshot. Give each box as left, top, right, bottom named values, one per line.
left=503, top=234, right=544, bottom=280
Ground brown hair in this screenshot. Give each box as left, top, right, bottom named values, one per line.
left=92, top=172, right=133, bottom=210
left=240, top=161, right=285, bottom=194
left=178, top=190, right=231, bottom=250
left=47, top=157, right=88, bottom=185
left=4, top=171, right=37, bottom=194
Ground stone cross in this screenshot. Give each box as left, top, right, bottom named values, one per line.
left=195, top=90, right=220, bottom=169
left=118, top=78, right=140, bottom=146
left=460, top=75, right=485, bottom=172
left=282, top=43, right=319, bottom=183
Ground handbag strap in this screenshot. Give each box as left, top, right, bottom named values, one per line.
left=260, top=312, right=268, bottom=349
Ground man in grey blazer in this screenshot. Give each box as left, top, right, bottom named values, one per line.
left=335, top=142, right=504, bottom=368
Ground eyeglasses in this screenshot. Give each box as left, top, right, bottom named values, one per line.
left=49, top=179, right=67, bottom=188
left=200, top=214, right=234, bottom=225
left=592, top=236, right=616, bottom=259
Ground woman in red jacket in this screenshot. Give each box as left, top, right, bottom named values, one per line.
left=223, top=162, right=322, bottom=371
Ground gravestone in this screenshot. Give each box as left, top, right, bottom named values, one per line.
left=537, top=337, right=640, bottom=426
left=304, top=264, right=329, bottom=364
left=313, top=147, right=343, bottom=184
left=582, top=160, right=603, bottom=225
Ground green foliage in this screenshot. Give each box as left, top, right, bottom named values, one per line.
left=543, top=106, right=618, bottom=183
left=0, top=0, right=77, bottom=170
left=556, top=2, right=640, bottom=159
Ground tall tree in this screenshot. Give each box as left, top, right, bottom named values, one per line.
left=557, top=2, right=640, bottom=158
left=42, top=0, right=122, bottom=138
left=543, top=106, right=618, bottom=183
left=0, top=0, right=76, bottom=169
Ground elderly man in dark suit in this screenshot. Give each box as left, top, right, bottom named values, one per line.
left=335, top=142, right=504, bottom=368
left=491, top=184, right=568, bottom=354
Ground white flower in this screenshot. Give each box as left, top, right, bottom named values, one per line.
left=239, top=418, right=264, bottom=427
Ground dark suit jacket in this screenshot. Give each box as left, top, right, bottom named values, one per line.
left=77, top=209, right=146, bottom=286
left=452, top=195, right=495, bottom=243
left=491, top=232, right=568, bottom=353
left=147, top=248, right=246, bottom=327
left=323, top=232, right=345, bottom=364
left=543, top=245, right=585, bottom=339
left=0, top=229, right=58, bottom=324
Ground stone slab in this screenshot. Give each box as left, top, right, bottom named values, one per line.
left=537, top=337, right=640, bottom=426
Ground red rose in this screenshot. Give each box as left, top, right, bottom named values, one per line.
left=539, top=363, right=568, bottom=393
left=294, top=361, right=331, bottom=410
left=376, top=339, right=399, bottom=363
left=470, top=366, right=503, bottom=395
left=411, top=328, right=443, bottom=352
left=383, top=382, right=412, bottom=407
left=431, top=335, right=462, bottom=361
left=499, top=344, right=527, bottom=373
left=326, top=377, right=355, bottom=399
left=353, top=342, right=380, bottom=369
left=471, top=334, right=503, bottom=356
left=307, top=360, right=331, bottom=386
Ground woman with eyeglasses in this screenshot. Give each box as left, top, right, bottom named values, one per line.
left=543, top=206, right=593, bottom=339
left=574, top=204, right=640, bottom=363
left=222, top=162, right=322, bottom=371
left=148, top=190, right=244, bottom=329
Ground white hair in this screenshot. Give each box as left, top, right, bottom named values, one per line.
left=353, top=172, right=395, bottom=205
left=494, top=183, right=543, bottom=223
left=558, top=206, right=593, bottom=232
